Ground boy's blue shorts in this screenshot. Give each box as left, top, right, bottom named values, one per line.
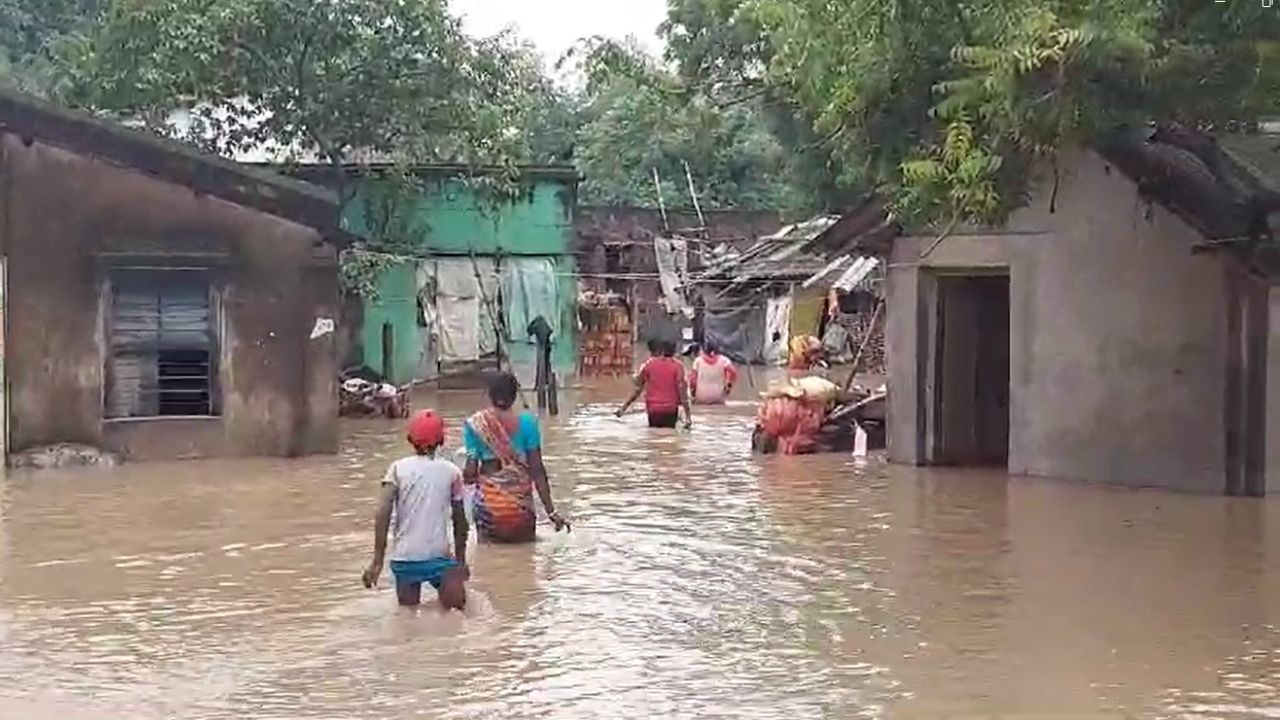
left=389, top=558, right=458, bottom=589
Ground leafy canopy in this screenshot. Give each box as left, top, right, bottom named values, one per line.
left=566, top=36, right=812, bottom=215
left=665, top=0, right=1280, bottom=226
left=66, top=0, right=531, bottom=172
left=0, top=0, right=102, bottom=93
left=60, top=0, right=568, bottom=295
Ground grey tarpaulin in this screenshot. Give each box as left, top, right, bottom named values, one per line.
left=704, top=304, right=767, bottom=364
left=641, top=310, right=687, bottom=348
left=501, top=257, right=559, bottom=343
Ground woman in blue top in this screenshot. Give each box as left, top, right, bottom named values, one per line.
left=462, top=372, right=570, bottom=543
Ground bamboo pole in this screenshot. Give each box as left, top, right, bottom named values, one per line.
left=682, top=160, right=706, bottom=229
left=842, top=299, right=884, bottom=393
left=651, top=167, right=670, bottom=234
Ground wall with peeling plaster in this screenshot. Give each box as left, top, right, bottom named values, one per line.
left=0, top=134, right=339, bottom=461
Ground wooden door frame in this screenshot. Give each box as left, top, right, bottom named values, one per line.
left=919, top=267, right=1011, bottom=466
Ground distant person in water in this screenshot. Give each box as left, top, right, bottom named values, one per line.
left=463, top=372, right=570, bottom=543
left=689, top=343, right=738, bottom=405
left=616, top=339, right=692, bottom=429
left=788, top=335, right=826, bottom=375
left=362, top=410, right=469, bottom=610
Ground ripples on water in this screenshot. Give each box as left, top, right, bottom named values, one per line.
left=3, top=383, right=1280, bottom=718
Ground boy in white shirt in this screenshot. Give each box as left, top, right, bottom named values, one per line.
left=362, top=410, right=470, bottom=610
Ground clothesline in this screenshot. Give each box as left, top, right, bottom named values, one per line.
left=423, top=263, right=852, bottom=288
left=570, top=271, right=851, bottom=287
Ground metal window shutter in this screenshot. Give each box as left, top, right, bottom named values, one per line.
left=107, top=272, right=212, bottom=418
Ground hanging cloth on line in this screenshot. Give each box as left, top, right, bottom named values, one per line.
left=501, top=257, right=560, bottom=343
left=435, top=297, right=481, bottom=362
left=428, top=258, right=499, bottom=361
left=654, top=237, right=690, bottom=315
left=764, top=295, right=793, bottom=366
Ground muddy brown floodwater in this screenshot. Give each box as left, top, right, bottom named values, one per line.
left=3, top=382, right=1280, bottom=719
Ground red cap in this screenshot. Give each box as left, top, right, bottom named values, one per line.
left=406, top=410, right=446, bottom=449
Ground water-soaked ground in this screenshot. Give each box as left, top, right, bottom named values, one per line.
left=3, top=382, right=1280, bottom=719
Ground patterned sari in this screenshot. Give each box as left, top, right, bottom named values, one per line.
left=466, top=409, right=537, bottom=543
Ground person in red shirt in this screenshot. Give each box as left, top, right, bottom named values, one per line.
left=615, top=339, right=692, bottom=428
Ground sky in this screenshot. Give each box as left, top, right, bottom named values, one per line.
left=450, top=0, right=668, bottom=68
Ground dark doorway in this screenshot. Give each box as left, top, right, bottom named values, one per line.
left=381, top=322, right=394, bottom=383
left=931, top=274, right=1010, bottom=466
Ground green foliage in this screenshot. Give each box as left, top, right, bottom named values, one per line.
left=339, top=249, right=410, bottom=300
left=0, top=0, right=102, bottom=94
left=662, top=0, right=769, bottom=93
left=65, top=0, right=512, bottom=170
left=667, top=0, right=1280, bottom=227
left=565, top=37, right=811, bottom=216
left=657, top=0, right=857, bottom=212
left=897, top=120, right=1005, bottom=225
left=60, top=0, right=558, bottom=297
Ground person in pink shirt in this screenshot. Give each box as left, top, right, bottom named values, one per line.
left=689, top=343, right=738, bottom=405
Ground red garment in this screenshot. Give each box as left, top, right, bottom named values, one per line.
left=638, top=357, right=685, bottom=413
left=757, top=396, right=825, bottom=455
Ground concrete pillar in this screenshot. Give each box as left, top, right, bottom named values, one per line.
left=1267, top=286, right=1280, bottom=496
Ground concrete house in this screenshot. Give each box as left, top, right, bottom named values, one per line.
left=885, top=129, right=1280, bottom=495
left=0, top=89, right=343, bottom=463
left=310, top=165, right=579, bottom=388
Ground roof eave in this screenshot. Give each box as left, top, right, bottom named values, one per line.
left=0, top=88, right=339, bottom=231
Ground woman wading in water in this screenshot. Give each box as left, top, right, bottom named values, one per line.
left=463, top=372, right=571, bottom=542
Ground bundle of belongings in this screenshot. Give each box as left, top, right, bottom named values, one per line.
left=752, top=375, right=886, bottom=456
left=340, top=373, right=410, bottom=419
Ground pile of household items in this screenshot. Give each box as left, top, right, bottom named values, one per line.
left=339, top=368, right=410, bottom=419
left=751, top=375, right=887, bottom=456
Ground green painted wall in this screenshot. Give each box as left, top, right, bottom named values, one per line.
left=359, top=261, right=421, bottom=384
left=348, top=169, right=579, bottom=384
left=342, top=174, right=576, bottom=255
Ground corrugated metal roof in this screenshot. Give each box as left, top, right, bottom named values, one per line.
left=761, top=215, right=841, bottom=243
left=801, top=254, right=853, bottom=288
left=695, top=198, right=895, bottom=293
left=1219, top=134, right=1280, bottom=194
left=833, top=256, right=879, bottom=291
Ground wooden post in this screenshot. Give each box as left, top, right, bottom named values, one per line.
left=651, top=167, right=670, bottom=234
left=470, top=249, right=503, bottom=372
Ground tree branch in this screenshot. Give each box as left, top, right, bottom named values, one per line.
left=715, top=86, right=768, bottom=109
left=919, top=211, right=961, bottom=259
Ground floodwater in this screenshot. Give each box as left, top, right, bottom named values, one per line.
left=4, top=383, right=1280, bottom=719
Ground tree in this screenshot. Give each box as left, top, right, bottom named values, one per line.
left=666, top=0, right=1280, bottom=226
left=0, top=0, right=103, bottom=93
left=70, top=0, right=525, bottom=176
left=566, top=37, right=811, bottom=216
left=66, top=0, right=550, bottom=295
